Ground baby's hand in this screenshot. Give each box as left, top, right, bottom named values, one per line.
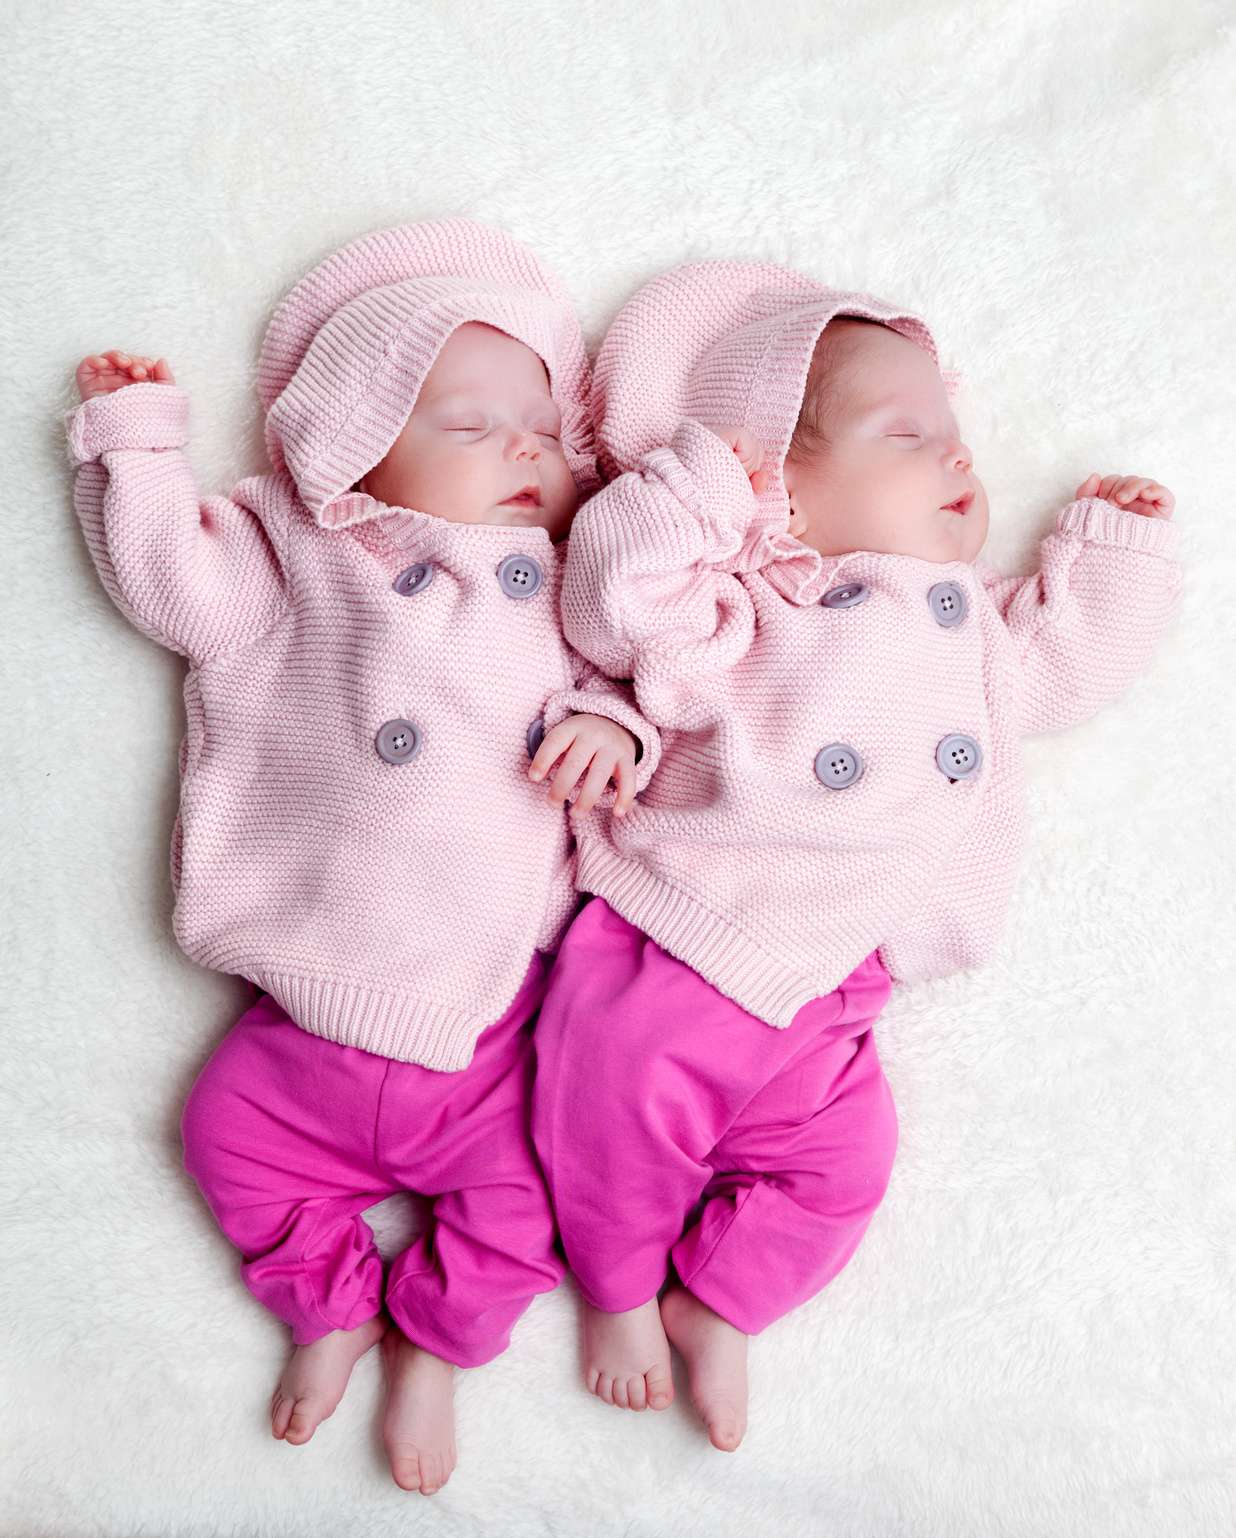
left=528, top=713, right=639, bottom=819
left=707, top=424, right=768, bottom=495
left=76, top=350, right=175, bottom=402
left=1075, top=473, right=1174, bottom=520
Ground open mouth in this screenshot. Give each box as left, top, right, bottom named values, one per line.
left=941, top=490, right=974, bottom=515
left=501, top=486, right=543, bottom=509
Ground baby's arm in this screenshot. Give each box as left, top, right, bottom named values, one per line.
left=69, top=351, right=290, bottom=663
left=560, top=421, right=769, bottom=723
left=983, top=473, right=1181, bottom=735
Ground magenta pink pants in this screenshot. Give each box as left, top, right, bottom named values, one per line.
left=532, top=899, right=897, bottom=1335
left=181, top=955, right=562, bottom=1367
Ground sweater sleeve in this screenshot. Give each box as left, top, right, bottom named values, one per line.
left=559, top=419, right=768, bottom=723
left=67, top=383, right=291, bottom=663
left=541, top=653, right=663, bottom=794
left=981, top=497, right=1182, bottom=736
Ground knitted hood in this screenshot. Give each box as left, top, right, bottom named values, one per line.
left=592, top=259, right=945, bottom=525
left=258, top=218, right=598, bottom=529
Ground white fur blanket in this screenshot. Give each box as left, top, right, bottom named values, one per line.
left=3, top=2, right=1233, bottom=1534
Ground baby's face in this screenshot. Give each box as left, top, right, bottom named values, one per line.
left=361, top=322, right=580, bottom=540
left=783, top=322, right=989, bottom=564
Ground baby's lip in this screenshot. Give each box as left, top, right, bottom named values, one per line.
left=501, top=484, right=543, bottom=507
left=941, top=489, right=975, bottom=515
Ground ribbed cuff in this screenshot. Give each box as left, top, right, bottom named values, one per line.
left=1056, top=497, right=1179, bottom=558
left=66, top=383, right=190, bottom=464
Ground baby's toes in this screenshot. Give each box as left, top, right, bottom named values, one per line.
left=389, top=1446, right=422, bottom=1492
left=647, top=1364, right=674, bottom=1410
left=626, top=1373, right=648, bottom=1411
left=271, top=1390, right=294, bottom=1439
left=283, top=1397, right=320, bottom=1445
left=419, top=1452, right=448, bottom=1495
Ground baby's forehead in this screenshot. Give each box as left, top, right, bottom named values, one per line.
left=834, top=333, right=951, bottom=414
left=420, top=380, right=558, bottom=407
left=414, top=341, right=557, bottom=413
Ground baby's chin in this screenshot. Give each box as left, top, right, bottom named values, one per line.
left=920, top=503, right=986, bottom=563
left=411, top=501, right=568, bottom=536
left=857, top=532, right=980, bottom=565
left=485, top=502, right=572, bottom=537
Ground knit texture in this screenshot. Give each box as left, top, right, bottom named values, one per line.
left=66, top=221, right=659, bottom=1069
left=562, top=265, right=1182, bottom=1027
left=258, top=218, right=600, bottom=519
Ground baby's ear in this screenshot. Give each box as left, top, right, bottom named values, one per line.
left=941, top=368, right=963, bottom=403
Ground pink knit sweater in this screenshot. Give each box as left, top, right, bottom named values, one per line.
left=67, top=220, right=659, bottom=1069
left=561, top=262, right=1181, bottom=1027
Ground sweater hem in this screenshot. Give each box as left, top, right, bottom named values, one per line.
left=574, top=841, right=869, bottom=1028
left=246, top=969, right=512, bottom=1071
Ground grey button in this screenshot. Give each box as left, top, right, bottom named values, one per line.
left=393, top=563, right=434, bottom=597
left=928, top=581, right=968, bottom=627
left=496, top=554, right=543, bottom=599
left=526, top=716, right=546, bottom=760
left=814, top=742, right=864, bottom=789
left=821, top=582, right=869, bottom=610
left=375, top=718, right=422, bottom=765
left=935, top=733, right=982, bottom=779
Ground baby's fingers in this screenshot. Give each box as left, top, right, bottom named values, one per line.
left=1075, top=473, right=1101, bottom=499
left=1140, top=481, right=1174, bottom=518
left=1126, top=480, right=1175, bottom=519
left=1111, top=476, right=1150, bottom=506
left=528, top=721, right=577, bottom=782
left=571, top=754, right=617, bottom=818
left=101, top=349, right=158, bottom=382
left=611, top=754, right=636, bottom=818
left=735, top=430, right=764, bottom=478
left=546, top=742, right=595, bottom=807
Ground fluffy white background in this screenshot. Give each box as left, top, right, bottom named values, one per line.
left=3, top=2, right=1233, bottom=1534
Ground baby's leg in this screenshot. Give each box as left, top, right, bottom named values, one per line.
left=532, top=900, right=791, bottom=1416
left=672, top=1021, right=898, bottom=1330
left=666, top=1013, right=898, bottom=1449
left=379, top=953, right=558, bottom=1493
left=181, top=996, right=396, bottom=1444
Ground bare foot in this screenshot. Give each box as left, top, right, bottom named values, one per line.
left=270, top=1314, right=386, bottom=1445
left=582, top=1297, right=674, bottom=1411
left=660, top=1285, right=748, bottom=1450
left=381, top=1330, right=457, bottom=1496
